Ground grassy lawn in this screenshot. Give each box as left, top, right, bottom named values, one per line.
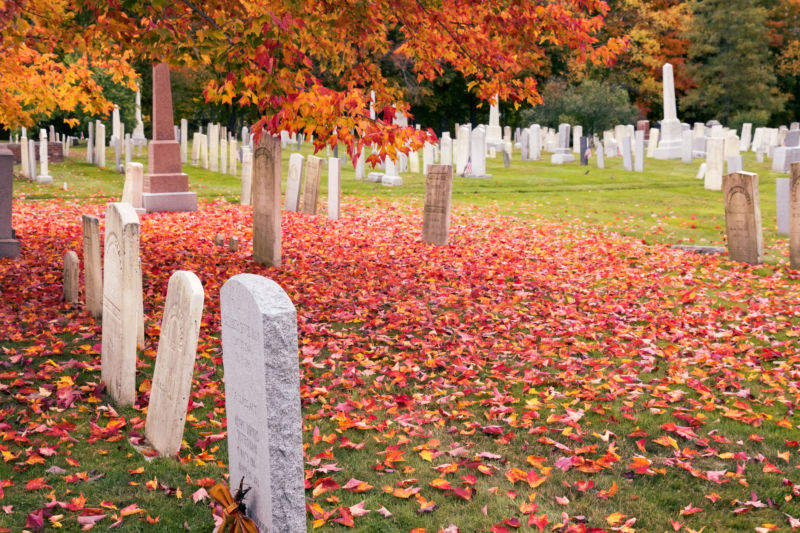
left=1, top=142, right=798, bottom=532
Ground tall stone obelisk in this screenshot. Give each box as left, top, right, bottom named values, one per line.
left=654, top=63, right=682, bottom=160
left=141, top=63, right=197, bottom=212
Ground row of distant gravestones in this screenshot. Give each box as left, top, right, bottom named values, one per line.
left=58, top=164, right=456, bottom=530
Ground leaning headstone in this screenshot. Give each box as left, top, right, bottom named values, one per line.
left=285, top=153, right=304, bottom=212
left=302, top=155, right=323, bottom=213
left=220, top=274, right=305, bottom=533
left=705, top=137, right=724, bottom=191
left=101, top=203, right=141, bottom=406
left=328, top=157, right=340, bottom=220
left=252, top=134, right=282, bottom=268
left=63, top=251, right=79, bottom=304
left=503, top=149, right=511, bottom=168
left=696, top=162, right=707, bottom=180
left=791, top=163, right=800, bottom=269
left=144, top=271, right=204, bottom=457
left=777, top=178, right=790, bottom=235
left=0, top=145, right=20, bottom=257
left=722, top=172, right=763, bottom=265
left=740, top=123, right=753, bottom=152
left=422, top=165, right=453, bottom=246
left=82, top=215, right=102, bottom=317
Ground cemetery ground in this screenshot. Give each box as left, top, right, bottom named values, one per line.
left=1, top=145, right=799, bottom=532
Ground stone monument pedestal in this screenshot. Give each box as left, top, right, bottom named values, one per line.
left=551, top=150, right=575, bottom=164
left=653, top=119, right=683, bottom=160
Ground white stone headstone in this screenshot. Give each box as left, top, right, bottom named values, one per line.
left=529, top=125, right=541, bottom=160
left=209, top=124, right=220, bottom=172
left=241, top=146, right=252, bottom=205
left=681, top=130, right=693, bottom=163
left=82, top=215, right=102, bottom=318
left=440, top=133, right=453, bottom=167
left=705, top=137, right=724, bottom=190
left=101, top=203, right=141, bottom=406
left=622, top=136, right=633, bottom=171
left=454, top=125, right=471, bottom=175
left=97, top=123, right=106, bottom=168
left=328, top=157, right=340, bottom=220
left=740, top=123, right=752, bottom=152
left=285, top=153, right=304, bottom=212
left=37, top=130, right=52, bottom=183
left=551, top=124, right=575, bottom=164
left=647, top=128, right=660, bottom=158
left=144, top=271, right=204, bottom=456
left=220, top=274, right=305, bottom=533
left=20, top=135, right=29, bottom=178
left=63, top=250, right=79, bottom=304
left=220, top=138, right=228, bottom=175
left=180, top=118, right=188, bottom=164
left=634, top=130, right=644, bottom=172
left=572, top=126, right=582, bottom=154
left=229, top=138, right=238, bottom=176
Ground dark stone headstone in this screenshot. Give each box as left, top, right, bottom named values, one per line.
left=580, top=136, right=589, bottom=165
left=0, top=146, right=20, bottom=258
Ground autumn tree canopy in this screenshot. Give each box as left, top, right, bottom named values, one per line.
left=2, top=0, right=626, bottom=160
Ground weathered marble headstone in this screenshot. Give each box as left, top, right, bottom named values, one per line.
left=285, top=153, right=304, bottom=212
left=572, top=125, right=582, bottom=154
left=634, top=130, right=644, bottom=172
left=579, top=137, right=589, bottom=166
left=705, top=137, right=724, bottom=191
left=621, top=136, right=633, bottom=171
left=87, top=122, right=94, bottom=165
left=723, top=172, right=763, bottom=265
left=328, top=157, right=340, bottom=220
left=440, top=133, right=452, bottom=167
left=455, top=124, right=471, bottom=175
left=62, top=250, right=79, bottom=304
left=191, top=133, right=201, bottom=166
left=0, top=146, right=20, bottom=258
left=19, top=134, right=29, bottom=178
left=229, top=138, right=238, bottom=176
left=696, top=162, right=707, bottom=180
left=595, top=141, right=605, bottom=169
left=422, top=143, right=434, bottom=174
left=121, top=163, right=145, bottom=214
left=302, top=155, right=323, bottom=213
left=229, top=236, right=239, bottom=252
left=240, top=146, right=252, bottom=206
left=96, top=123, right=106, bottom=168
left=220, top=274, right=305, bottom=533
left=101, top=203, right=141, bottom=406
left=740, top=123, right=752, bottom=151
left=180, top=118, right=188, bottom=164
left=654, top=63, right=682, bottom=159
left=422, top=165, right=453, bottom=246
left=727, top=155, right=743, bottom=174
left=220, top=138, right=229, bottom=175
left=144, top=271, right=204, bottom=457
left=354, top=149, right=365, bottom=180
left=777, top=178, right=790, bottom=235
left=681, top=130, right=693, bottom=163
left=209, top=124, right=220, bottom=173
left=38, top=130, right=53, bottom=183
left=142, top=63, right=197, bottom=213
left=82, top=215, right=102, bottom=317
left=466, top=127, right=490, bottom=177
left=790, top=163, right=800, bottom=269
left=529, top=124, right=541, bottom=160
left=252, top=134, right=282, bottom=267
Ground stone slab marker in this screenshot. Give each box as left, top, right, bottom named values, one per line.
left=20, top=134, right=29, bottom=178
left=180, top=118, right=188, bottom=164
left=328, top=157, right=340, bottom=220
left=252, top=134, right=282, bottom=267
left=285, top=153, right=304, bottom=212
left=82, top=215, right=102, bottom=317
left=122, top=163, right=145, bottom=214
left=302, top=155, right=323, bottom=215
left=220, top=273, right=305, bottom=533
left=144, top=271, right=204, bottom=456
left=422, top=165, right=453, bottom=246
left=634, top=130, right=644, bottom=172
left=722, top=172, right=763, bottom=265
left=705, top=137, right=724, bottom=191
left=790, top=163, right=800, bottom=269
left=241, top=146, right=253, bottom=205
left=86, top=123, right=94, bottom=165
left=63, top=251, right=79, bottom=303
left=777, top=178, right=790, bottom=235
left=142, top=63, right=197, bottom=212
left=0, top=145, right=20, bottom=258
left=101, top=203, right=141, bottom=406
left=229, top=138, right=238, bottom=176
left=38, top=130, right=53, bottom=183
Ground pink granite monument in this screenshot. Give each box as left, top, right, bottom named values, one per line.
left=142, top=63, right=197, bottom=212
left=0, top=145, right=20, bottom=258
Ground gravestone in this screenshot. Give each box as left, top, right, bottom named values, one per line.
left=240, top=146, right=252, bottom=205
left=63, top=251, right=79, bottom=304
left=101, top=203, right=141, bottom=406
left=503, top=149, right=511, bottom=168
left=681, top=130, right=693, bottom=163
left=220, top=274, right=305, bottom=533
left=229, top=138, right=238, bottom=176
left=777, top=178, right=790, bottom=235
left=220, top=138, right=228, bottom=175
left=634, top=131, right=644, bottom=172
left=422, top=165, right=453, bottom=246
left=466, top=127, right=490, bottom=177
left=328, top=157, right=340, bottom=220
left=38, top=130, right=53, bottom=183
left=285, top=153, right=304, bottom=212
left=409, top=150, right=420, bottom=173
left=440, top=133, right=452, bottom=167
left=82, top=215, right=102, bottom=317
left=144, top=271, right=204, bottom=457
left=125, top=134, right=132, bottom=169
left=454, top=125, right=470, bottom=175
left=572, top=125, right=582, bottom=154
left=696, top=162, right=707, bottom=180
left=229, top=236, right=239, bottom=252
left=96, top=123, right=106, bottom=168
left=302, top=155, right=323, bottom=213
left=727, top=155, right=743, bottom=174
left=551, top=124, right=575, bottom=164
left=722, top=172, right=763, bottom=265
left=791, top=163, right=800, bottom=269
left=121, top=163, right=145, bottom=214
left=209, top=124, right=220, bottom=172
left=142, top=63, right=197, bottom=212
left=579, top=137, right=589, bottom=166
left=422, top=142, right=434, bottom=174
left=530, top=124, right=541, bottom=160
left=191, top=133, right=201, bottom=166
left=622, top=136, right=633, bottom=171
left=520, top=129, right=530, bottom=160
left=355, top=150, right=365, bottom=180
left=180, top=118, right=188, bottom=164
left=20, top=134, right=29, bottom=178
left=705, top=137, right=724, bottom=191
left=0, top=146, right=20, bottom=258
left=654, top=63, right=682, bottom=159
left=87, top=122, right=94, bottom=164
left=740, top=123, right=752, bottom=151
left=252, top=135, right=282, bottom=268
left=595, top=141, right=605, bottom=169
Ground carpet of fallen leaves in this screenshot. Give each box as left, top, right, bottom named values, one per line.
left=1, top=196, right=799, bottom=532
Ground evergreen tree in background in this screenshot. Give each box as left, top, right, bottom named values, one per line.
left=682, top=0, right=786, bottom=128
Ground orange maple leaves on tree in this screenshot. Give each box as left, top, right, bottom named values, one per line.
left=0, top=0, right=138, bottom=128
